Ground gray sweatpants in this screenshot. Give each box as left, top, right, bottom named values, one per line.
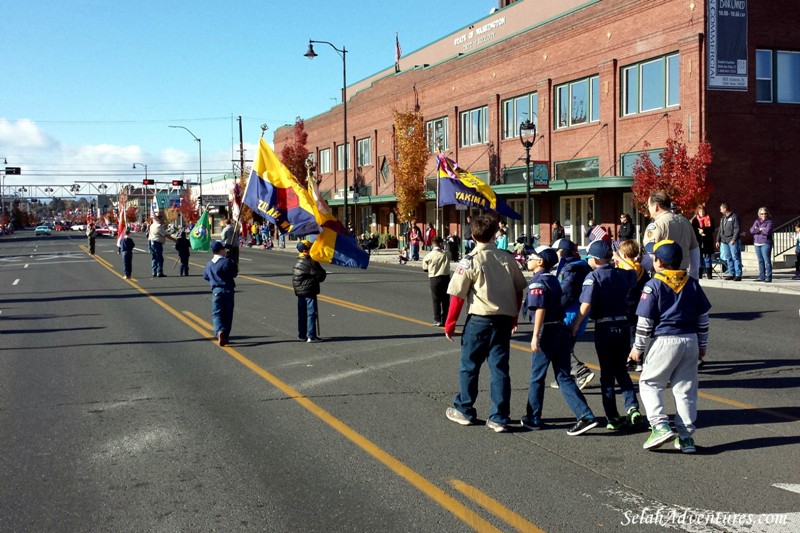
left=639, top=334, right=699, bottom=439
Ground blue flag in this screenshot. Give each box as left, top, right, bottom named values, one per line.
left=436, top=154, right=521, bottom=220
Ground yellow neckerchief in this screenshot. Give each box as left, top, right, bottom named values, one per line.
left=617, top=257, right=645, bottom=282
left=654, top=269, right=689, bottom=293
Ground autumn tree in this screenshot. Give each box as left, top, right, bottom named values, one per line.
left=389, top=109, right=428, bottom=223
left=631, top=122, right=713, bottom=215
left=177, top=189, right=199, bottom=226
left=280, top=117, right=310, bottom=187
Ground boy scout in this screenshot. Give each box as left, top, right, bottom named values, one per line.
left=642, top=190, right=699, bottom=278
left=444, top=214, right=528, bottom=433
left=422, top=236, right=451, bottom=326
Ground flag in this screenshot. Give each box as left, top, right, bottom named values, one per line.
left=190, top=207, right=211, bottom=251
left=242, top=137, right=320, bottom=236
left=435, top=154, right=521, bottom=220
left=308, top=178, right=370, bottom=269
left=395, top=32, right=402, bottom=73
left=116, top=193, right=127, bottom=248
left=230, top=181, right=242, bottom=223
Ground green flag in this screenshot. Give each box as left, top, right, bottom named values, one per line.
left=189, top=208, right=210, bottom=251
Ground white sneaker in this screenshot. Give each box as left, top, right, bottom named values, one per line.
left=445, top=407, right=474, bottom=426
left=486, top=420, right=509, bottom=433
left=577, top=371, right=595, bottom=390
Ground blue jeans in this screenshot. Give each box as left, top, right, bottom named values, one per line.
left=720, top=240, right=742, bottom=277
left=754, top=243, right=773, bottom=280
left=211, top=288, right=235, bottom=336
left=453, top=314, right=513, bottom=425
left=526, top=324, right=594, bottom=421
left=122, top=252, right=133, bottom=277
left=595, top=322, right=639, bottom=420
left=150, top=241, right=164, bottom=275
left=297, top=296, right=319, bottom=339
left=411, top=243, right=420, bottom=261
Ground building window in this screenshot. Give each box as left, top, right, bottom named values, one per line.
left=554, top=157, right=600, bottom=180
left=336, top=143, right=350, bottom=171
left=425, top=116, right=449, bottom=152
left=555, top=76, right=599, bottom=129
left=621, top=150, right=663, bottom=177
left=356, top=138, right=371, bottom=166
left=318, top=148, right=331, bottom=174
left=460, top=106, right=488, bottom=147
left=380, top=156, right=389, bottom=183
left=622, top=53, right=679, bottom=116
left=502, top=92, right=538, bottom=139
left=757, top=49, right=800, bottom=104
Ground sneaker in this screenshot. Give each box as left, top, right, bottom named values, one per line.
left=520, top=417, right=543, bottom=430
left=792, top=275, right=800, bottom=280
left=306, top=337, right=323, bottom=343
left=576, top=371, right=595, bottom=390
left=567, top=417, right=599, bottom=436
left=486, top=420, right=509, bottom=433
left=606, top=416, right=628, bottom=430
left=635, top=364, right=643, bottom=372
left=627, top=407, right=643, bottom=426
left=549, top=380, right=560, bottom=389
left=643, top=423, right=677, bottom=450
left=733, top=276, right=742, bottom=281
left=445, top=407, right=475, bottom=426
left=432, top=321, right=444, bottom=327
left=674, top=437, right=697, bottom=454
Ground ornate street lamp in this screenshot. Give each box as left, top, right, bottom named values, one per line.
left=519, top=119, right=537, bottom=246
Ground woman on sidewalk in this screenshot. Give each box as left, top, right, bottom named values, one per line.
left=750, top=207, right=774, bottom=282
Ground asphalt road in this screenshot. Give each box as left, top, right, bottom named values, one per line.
left=2, top=230, right=799, bottom=532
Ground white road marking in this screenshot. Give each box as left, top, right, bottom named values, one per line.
left=24, top=264, right=29, bottom=268
left=773, top=483, right=800, bottom=495
left=12, top=279, right=20, bottom=285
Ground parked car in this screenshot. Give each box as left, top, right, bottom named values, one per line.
left=35, top=226, right=52, bottom=236
left=95, top=226, right=118, bottom=237
left=70, top=223, right=87, bottom=231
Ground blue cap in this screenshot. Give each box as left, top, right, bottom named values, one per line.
left=587, top=239, right=612, bottom=259
left=211, top=240, right=225, bottom=253
left=551, top=238, right=575, bottom=254
left=528, top=245, right=558, bottom=269
left=644, top=239, right=683, bottom=267
left=297, top=239, right=312, bottom=253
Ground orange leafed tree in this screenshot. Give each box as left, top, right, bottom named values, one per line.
left=632, top=122, right=713, bottom=215
left=280, top=117, right=310, bottom=187
left=390, top=109, right=428, bottom=223
left=177, top=189, right=199, bottom=225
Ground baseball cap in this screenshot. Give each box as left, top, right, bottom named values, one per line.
left=296, top=239, right=312, bottom=253
left=644, top=239, right=683, bottom=267
left=211, top=240, right=225, bottom=254
left=551, top=238, right=575, bottom=254
left=587, top=239, right=612, bottom=259
left=527, top=245, right=558, bottom=269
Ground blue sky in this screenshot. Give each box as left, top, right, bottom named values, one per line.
left=2, top=1, right=497, bottom=187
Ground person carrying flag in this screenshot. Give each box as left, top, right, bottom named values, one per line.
left=293, top=239, right=327, bottom=343
left=203, top=240, right=238, bottom=347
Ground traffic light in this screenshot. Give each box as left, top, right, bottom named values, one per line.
left=171, top=179, right=184, bottom=187
left=142, top=179, right=154, bottom=185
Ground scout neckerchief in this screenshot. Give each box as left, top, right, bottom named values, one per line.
left=617, top=256, right=645, bottom=282
left=654, top=269, right=689, bottom=293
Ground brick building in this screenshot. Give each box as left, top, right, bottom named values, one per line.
left=275, top=0, right=800, bottom=248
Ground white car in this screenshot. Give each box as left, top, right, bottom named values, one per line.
left=70, top=223, right=87, bottom=231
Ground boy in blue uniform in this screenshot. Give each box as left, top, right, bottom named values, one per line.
left=572, top=240, right=642, bottom=430
left=523, top=246, right=599, bottom=435
left=203, top=240, right=238, bottom=346
left=630, top=240, right=711, bottom=453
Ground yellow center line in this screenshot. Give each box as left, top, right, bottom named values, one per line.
left=450, top=479, right=546, bottom=533
left=83, top=248, right=502, bottom=532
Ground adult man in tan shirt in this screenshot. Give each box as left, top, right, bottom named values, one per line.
left=443, top=214, right=528, bottom=433
left=642, top=190, right=700, bottom=278
left=147, top=214, right=175, bottom=277
left=422, top=236, right=451, bottom=326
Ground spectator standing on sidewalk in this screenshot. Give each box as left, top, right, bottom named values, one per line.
left=750, top=207, right=774, bottom=283
left=690, top=205, right=716, bottom=280
left=716, top=202, right=742, bottom=281
left=422, top=236, right=450, bottom=327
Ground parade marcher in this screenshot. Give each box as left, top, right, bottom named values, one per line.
left=148, top=214, right=174, bottom=277
left=463, top=215, right=475, bottom=255
left=690, top=205, right=715, bottom=280
left=422, top=236, right=450, bottom=327
left=118, top=229, right=135, bottom=279
left=750, top=207, right=774, bottom=283
left=550, top=239, right=595, bottom=390
left=203, top=240, right=238, bottom=347
left=631, top=240, right=711, bottom=453
left=571, top=239, right=642, bottom=430
left=86, top=222, right=97, bottom=255
left=292, top=239, right=327, bottom=343
left=618, top=213, right=635, bottom=241
left=521, top=246, right=599, bottom=435
left=642, top=190, right=700, bottom=278
left=793, top=223, right=800, bottom=280
left=616, top=239, right=650, bottom=372
left=443, top=214, right=528, bottom=433
left=446, top=233, right=461, bottom=262
left=716, top=202, right=742, bottom=281
left=174, top=230, right=191, bottom=276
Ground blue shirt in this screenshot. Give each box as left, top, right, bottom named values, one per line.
left=203, top=255, right=237, bottom=290
left=526, top=271, right=565, bottom=324
left=635, top=273, right=711, bottom=336
left=578, top=263, right=636, bottom=320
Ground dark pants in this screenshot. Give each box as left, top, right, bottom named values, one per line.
left=595, top=321, right=639, bottom=419
left=297, top=296, right=319, bottom=340
left=88, top=237, right=96, bottom=255
left=429, top=275, right=450, bottom=323
left=211, top=288, right=235, bottom=337
left=179, top=255, right=189, bottom=276
left=122, top=252, right=133, bottom=278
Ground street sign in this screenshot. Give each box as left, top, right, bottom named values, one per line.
left=5, top=167, right=21, bottom=175
left=202, top=195, right=229, bottom=205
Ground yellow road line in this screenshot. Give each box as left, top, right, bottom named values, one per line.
left=450, top=479, right=546, bottom=533
left=183, top=310, right=213, bottom=331
left=84, top=248, right=502, bottom=532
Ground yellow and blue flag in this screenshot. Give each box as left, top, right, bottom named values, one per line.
left=436, top=154, right=521, bottom=220
left=308, top=177, right=369, bottom=269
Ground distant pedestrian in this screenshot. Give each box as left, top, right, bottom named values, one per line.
left=148, top=214, right=174, bottom=277
left=292, top=239, right=327, bottom=343
left=203, top=240, right=238, bottom=346
left=552, top=220, right=565, bottom=242
left=425, top=222, right=437, bottom=251
left=422, top=236, right=450, bottom=327
left=174, top=230, right=191, bottom=276
left=408, top=222, right=422, bottom=261
left=86, top=223, right=97, bottom=255
left=750, top=207, right=773, bottom=282
left=118, top=229, right=135, bottom=279
left=618, top=213, right=635, bottom=241
left=690, top=205, right=715, bottom=280
left=398, top=246, right=410, bottom=265
left=716, top=202, right=742, bottom=281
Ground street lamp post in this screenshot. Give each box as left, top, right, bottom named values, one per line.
left=519, top=120, right=537, bottom=246
left=305, top=39, right=349, bottom=232
left=169, top=125, right=202, bottom=208
left=132, top=163, right=148, bottom=223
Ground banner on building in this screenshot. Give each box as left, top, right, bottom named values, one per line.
left=707, top=0, right=748, bottom=91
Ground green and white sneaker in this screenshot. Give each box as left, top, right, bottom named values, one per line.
left=606, top=416, right=628, bottom=430
left=643, top=423, right=677, bottom=450
left=674, top=437, right=696, bottom=454
left=627, top=407, right=644, bottom=427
